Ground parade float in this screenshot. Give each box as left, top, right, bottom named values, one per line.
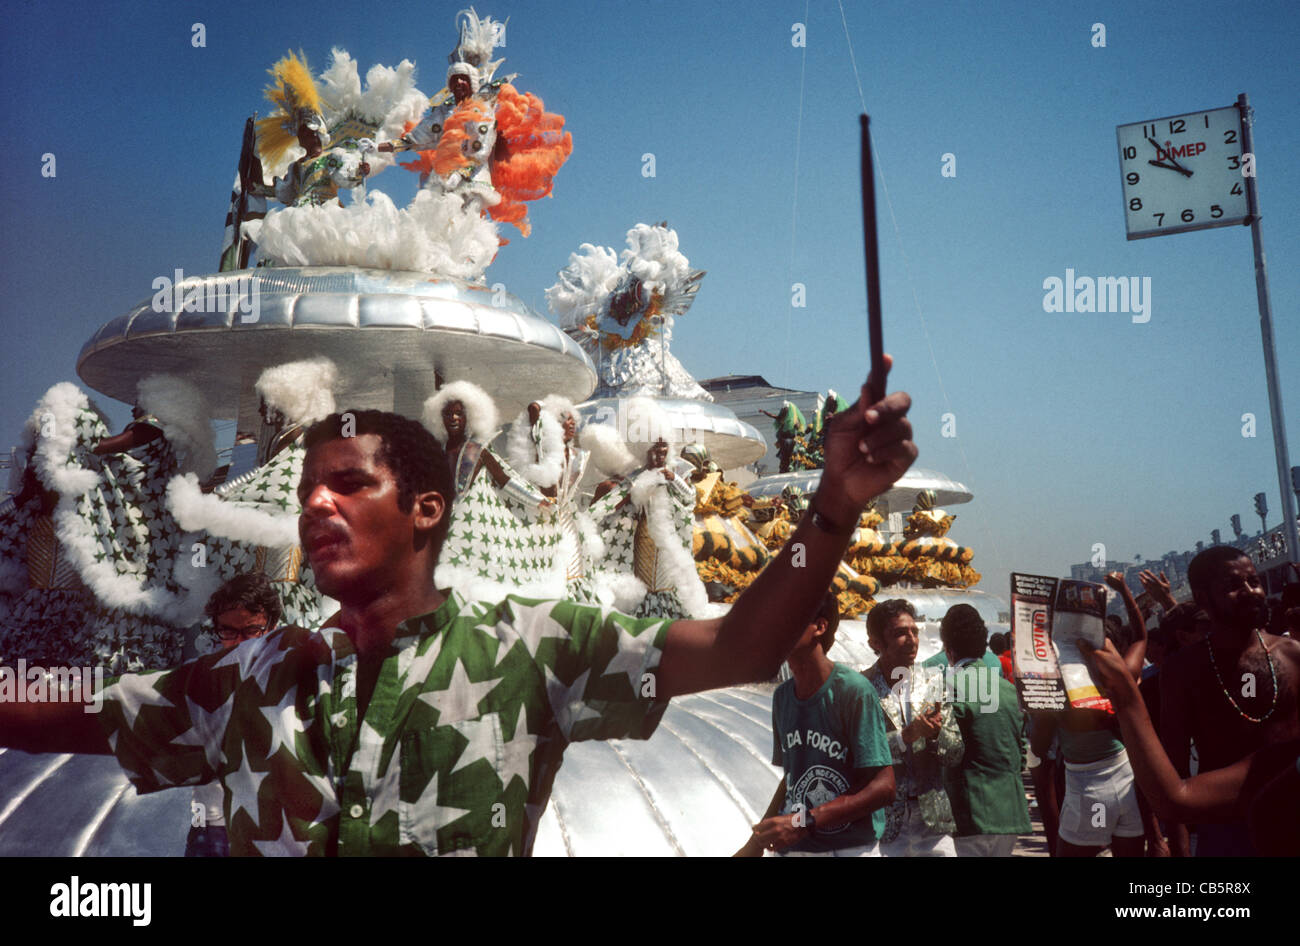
left=0, top=9, right=1001, bottom=857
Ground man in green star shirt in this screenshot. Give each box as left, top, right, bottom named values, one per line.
left=736, top=592, right=895, bottom=856
left=1, top=358, right=917, bottom=856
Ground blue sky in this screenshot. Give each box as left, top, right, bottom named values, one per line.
left=2, top=0, right=1298, bottom=597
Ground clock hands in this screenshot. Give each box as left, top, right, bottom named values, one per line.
left=1148, top=159, right=1193, bottom=177
left=1146, top=136, right=1193, bottom=178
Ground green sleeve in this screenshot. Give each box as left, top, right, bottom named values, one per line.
left=512, top=597, right=671, bottom=743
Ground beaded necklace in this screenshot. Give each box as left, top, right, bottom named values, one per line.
left=1205, top=629, right=1277, bottom=723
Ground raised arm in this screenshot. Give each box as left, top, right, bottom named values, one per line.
left=1079, top=638, right=1247, bottom=821
left=656, top=357, right=916, bottom=697
left=92, top=422, right=161, bottom=455
left=1105, top=572, right=1147, bottom=678
left=1138, top=569, right=1177, bottom=612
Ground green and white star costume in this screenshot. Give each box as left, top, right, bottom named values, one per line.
left=97, top=591, right=670, bottom=856
left=589, top=463, right=708, bottom=620
left=435, top=439, right=561, bottom=602
left=504, top=398, right=606, bottom=605
left=0, top=383, right=203, bottom=672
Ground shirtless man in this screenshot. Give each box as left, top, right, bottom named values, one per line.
left=1158, top=545, right=1300, bottom=855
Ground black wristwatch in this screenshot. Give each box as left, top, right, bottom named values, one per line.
left=804, top=810, right=818, bottom=833
left=808, top=499, right=856, bottom=537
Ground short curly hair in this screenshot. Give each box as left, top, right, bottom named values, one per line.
left=304, top=410, right=454, bottom=549
left=939, top=603, right=987, bottom=661
left=866, top=598, right=917, bottom=642
left=1187, top=545, right=1251, bottom=599
left=204, top=571, right=283, bottom=627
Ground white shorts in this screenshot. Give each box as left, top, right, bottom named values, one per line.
left=1058, top=748, right=1144, bottom=847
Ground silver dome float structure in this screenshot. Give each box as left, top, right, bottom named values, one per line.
left=0, top=686, right=783, bottom=858
left=77, top=268, right=596, bottom=430
left=746, top=467, right=973, bottom=516
left=576, top=397, right=765, bottom=477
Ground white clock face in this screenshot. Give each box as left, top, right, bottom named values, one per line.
left=1116, top=104, right=1251, bottom=240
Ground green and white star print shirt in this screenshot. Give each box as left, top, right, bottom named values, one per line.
left=98, top=591, right=671, bottom=855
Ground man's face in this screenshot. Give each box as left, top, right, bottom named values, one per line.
left=1202, top=557, right=1268, bottom=632
left=443, top=401, right=467, bottom=440
left=647, top=439, right=669, bottom=469
left=214, top=608, right=271, bottom=651
left=297, top=434, right=416, bottom=602
left=562, top=413, right=577, bottom=444
left=872, top=613, right=919, bottom=666
left=449, top=73, right=472, bottom=102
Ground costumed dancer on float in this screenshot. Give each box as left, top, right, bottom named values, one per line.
left=168, top=358, right=337, bottom=629
left=249, top=51, right=373, bottom=210
left=805, top=389, right=849, bottom=469
left=391, top=7, right=572, bottom=237
left=0, top=378, right=214, bottom=672
left=548, top=222, right=706, bottom=399
left=241, top=48, right=503, bottom=276
left=421, top=380, right=558, bottom=602
left=0, top=385, right=103, bottom=667
left=759, top=401, right=812, bottom=474
left=504, top=396, right=608, bottom=603
left=586, top=401, right=710, bottom=620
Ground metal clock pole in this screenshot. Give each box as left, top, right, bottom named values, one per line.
left=1239, top=92, right=1300, bottom=565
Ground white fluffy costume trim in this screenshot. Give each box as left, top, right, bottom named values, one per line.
left=28, top=384, right=201, bottom=623
left=27, top=383, right=101, bottom=497
left=422, top=380, right=500, bottom=445
left=627, top=467, right=708, bottom=618
left=622, top=396, right=680, bottom=451
left=545, top=242, right=622, bottom=332
left=246, top=188, right=501, bottom=279
left=136, top=373, right=217, bottom=480
left=166, top=474, right=300, bottom=547
left=255, top=356, right=338, bottom=425
left=581, top=422, right=637, bottom=477
left=506, top=398, right=570, bottom=488
left=316, top=48, right=427, bottom=177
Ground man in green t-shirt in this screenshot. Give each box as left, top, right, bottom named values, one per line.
left=939, top=604, right=1031, bottom=856
left=737, top=593, right=895, bottom=856
left=1, top=360, right=917, bottom=856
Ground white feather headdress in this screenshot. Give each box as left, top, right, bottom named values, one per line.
left=255, top=357, right=338, bottom=426
left=136, top=374, right=217, bottom=480
left=450, top=8, right=506, bottom=84
left=422, top=380, right=500, bottom=445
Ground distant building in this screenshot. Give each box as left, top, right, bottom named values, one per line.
left=699, top=375, right=821, bottom=475
left=1067, top=520, right=1298, bottom=606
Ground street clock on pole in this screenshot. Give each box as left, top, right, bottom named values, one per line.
left=1116, top=104, right=1251, bottom=240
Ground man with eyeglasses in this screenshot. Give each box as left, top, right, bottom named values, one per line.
left=186, top=572, right=282, bottom=856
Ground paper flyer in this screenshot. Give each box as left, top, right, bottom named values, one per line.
left=1011, top=572, right=1112, bottom=714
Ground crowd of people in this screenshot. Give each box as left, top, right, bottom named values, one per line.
left=1, top=353, right=1297, bottom=858
left=738, top=554, right=1299, bottom=857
